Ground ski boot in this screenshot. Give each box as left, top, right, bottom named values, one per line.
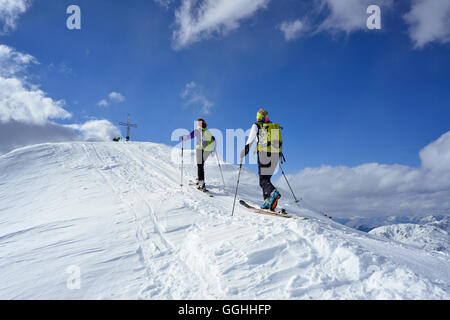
left=197, top=180, right=207, bottom=192
left=261, top=198, right=271, bottom=210
left=268, top=189, right=281, bottom=211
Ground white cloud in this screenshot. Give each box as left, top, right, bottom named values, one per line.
left=97, top=91, right=125, bottom=107
left=404, top=0, right=450, bottom=48
left=419, top=131, right=450, bottom=171
left=0, top=44, right=37, bottom=77
left=172, top=0, right=270, bottom=49
left=0, top=46, right=68, bottom=127
left=0, top=45, right=121, bottom=155
left=181, top=81, right=214, bottom=114
left=283, top=131, right=450, bottom=218
left=154, top=0, right=173, bottom=9
left=279, top=19, right=305, bottom=41
left=108, top=91, right=125, bottom=103
left=0, top=0, right=31, bottom=34
left=0, top=79, right=76, bottom=153
left=0, top=120, right=77, bottom=155
left=97, top=99, right=109, bottom=107
left=318, top=0, right=392, bottom=34
left=66, top=120, right=121, bottom=142
left=0, top=77, right=71, bottom=125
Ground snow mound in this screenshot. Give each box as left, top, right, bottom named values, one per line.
left=0, top=142, right=449, bottom=299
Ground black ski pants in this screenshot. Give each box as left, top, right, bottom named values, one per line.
left=258, top=151, right=278, bottom=200
left=196, top=149, right=211, bottom=181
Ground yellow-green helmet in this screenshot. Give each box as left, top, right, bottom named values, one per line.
left=256, top=109, right=268, bottom=121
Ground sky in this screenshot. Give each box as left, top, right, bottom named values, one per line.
left=1, top=0, right=450, bottom=217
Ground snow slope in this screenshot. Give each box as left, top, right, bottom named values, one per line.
left=0, top=142, right=449, bottom=299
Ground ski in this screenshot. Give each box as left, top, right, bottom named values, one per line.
left=188, top=181, right=214, bottom=197
left=188, top=181, right=219, bottom=189
left=239, top=200, right=295, bottom=219
left=194, top=186, right=214, bottom=197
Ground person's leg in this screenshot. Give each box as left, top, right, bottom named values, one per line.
left=258, top=152, right=276, bottom=208
left=197, top=149, right=212, bottom=190
left=258, top=152, right=278, bottom=193
left=196, top=149, right=205, bottom=188
left=197, top=164, right=205, bottom=182
left=203, top=150, right=211, bottom=164
left=258, top=152, right=281, bottom=210
left=201, top=150, right=212, bottom=187
left=259, top=175, right=274, bottom=198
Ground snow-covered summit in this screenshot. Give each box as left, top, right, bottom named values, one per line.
left=0, top=142, right=449, bottom=299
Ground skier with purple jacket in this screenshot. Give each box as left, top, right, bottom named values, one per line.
left=181, top=118, right=216, bottom=192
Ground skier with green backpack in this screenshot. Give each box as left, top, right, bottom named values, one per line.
left=240, top=109, right=284, bottom=211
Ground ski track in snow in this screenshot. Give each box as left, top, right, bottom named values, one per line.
left=0, top=142, right=448, bottom=299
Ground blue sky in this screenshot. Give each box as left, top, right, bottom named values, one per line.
left=1, top=0, right=450, bottom=175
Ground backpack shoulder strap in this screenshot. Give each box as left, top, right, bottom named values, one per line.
left=255, top=121, right=266, bottom=131
left=254, top=122, right=262, bottom=145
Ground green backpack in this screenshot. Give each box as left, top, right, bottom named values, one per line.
left=256, top=122, right=283, bottom=153
left=197, top=128, right=215, bottom=152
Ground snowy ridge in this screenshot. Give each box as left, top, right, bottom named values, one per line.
left=335, top=215, right=450, bottom=233
left=0, top=142, right=449, bottom=299
left=369, top=218, right=450, bottom=255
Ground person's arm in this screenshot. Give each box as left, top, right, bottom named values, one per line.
left=181, top=130, right=196, bottom=141
left=246, top=124, right=258, bottom=147
left=241, top=124, right=258, bottom=158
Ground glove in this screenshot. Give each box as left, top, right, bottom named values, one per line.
left=240, top=144, right=250, bottom=159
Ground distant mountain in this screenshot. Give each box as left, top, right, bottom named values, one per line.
left=369, top=217, right=450, bottom=255
left=334, top=215, right=450, bottom=233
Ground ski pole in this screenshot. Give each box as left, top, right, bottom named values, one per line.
left=215, top=151, right=226, bottom=190
left=279, top=162, right=332, bottom=219
left=231, top=159, right=243, bottom=216
left=298, top=198, right=332, bottom=219
left=279, top=163, right=299, bottom=203
left=180, top=140, right=184, bottom=188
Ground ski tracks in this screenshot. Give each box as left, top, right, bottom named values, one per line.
left=90, top=143, right=358, bottom=299
left=83, top=142, right=316, bottom=299
left=83, top=142, right=225, bottom=299
left=79, top=142, right=449, bottom=299
left=3, top=142, right=448, bottom=299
